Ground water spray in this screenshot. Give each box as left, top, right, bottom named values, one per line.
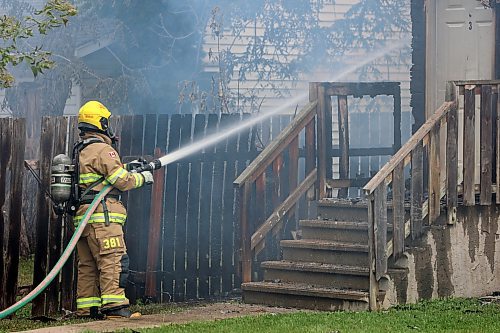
left=137, top=39, right=409, bottom=173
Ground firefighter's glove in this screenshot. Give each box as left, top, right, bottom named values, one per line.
left=126, top=158, right=147, bottom=172
left=140, top=171, right=154, bottom=185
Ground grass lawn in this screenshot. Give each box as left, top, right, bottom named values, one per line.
left=116, top=298, right=500, bottom=333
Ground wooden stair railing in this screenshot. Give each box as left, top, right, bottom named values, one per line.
left=234, top=101, right=318, bottom=283
left=363, top=80, right=500, bottom=311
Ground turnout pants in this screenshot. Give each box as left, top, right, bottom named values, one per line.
left=76, top=223, right=130, bottom=315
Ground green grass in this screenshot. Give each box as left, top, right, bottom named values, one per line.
left=116, top=298, right=500, bottom=333
left=17, top=255, right=34, bottom=287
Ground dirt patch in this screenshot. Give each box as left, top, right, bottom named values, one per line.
left=21, top=303, right=298, bottom=333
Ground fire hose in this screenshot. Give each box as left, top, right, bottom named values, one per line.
left=0, top=185, right=112, bottom=319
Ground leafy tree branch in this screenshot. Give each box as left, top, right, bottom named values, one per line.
left=0, top=0, right=76, bottom=87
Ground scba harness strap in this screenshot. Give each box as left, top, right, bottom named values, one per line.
left=69, top=138, right=115, bottom=226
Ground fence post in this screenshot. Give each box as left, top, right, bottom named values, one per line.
left=374, top=183, right=387, bottom=281
left=367, top=194, right=379, bottom=311
left=393, top=85, right=402, bottom=152
left=463, top=85, right=476, bottom=206
left=145, top=148, right=165, bottom=300
left=480, top=85, right=493, bottom=205
left=338, top=95, right=349, bottom=198
left=288, top=136, right=299, bottom=230
left=428, top=123, right=441, bottom=223
left=411, top=143, right=424, bottom=238
left=240, top=182, right=251, bottom=283
left=446, top=82, right=458, bottom=224
left=392, top=162, right=405, bottom=259
left=311, top=83, right=326, bottom=199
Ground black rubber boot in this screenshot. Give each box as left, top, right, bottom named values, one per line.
left=102, top=306, right=141, bottom=319
left=77, top=306, right=105, bottom=320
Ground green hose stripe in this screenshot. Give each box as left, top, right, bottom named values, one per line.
left=0, top=185, right=112, bottom=319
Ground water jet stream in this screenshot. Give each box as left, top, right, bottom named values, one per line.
left=141, top=39, right=409, bottom=172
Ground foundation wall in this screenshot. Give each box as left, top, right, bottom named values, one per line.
left=384, top=205, right=500, bottom=307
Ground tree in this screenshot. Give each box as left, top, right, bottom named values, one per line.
left=0, top=0, right=76, bottom=88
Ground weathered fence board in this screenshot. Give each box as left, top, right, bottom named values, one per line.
left=338, top=95, right=349, bottom=198
left=32, top=117, right=55, bottom=316
left=0, top=118, right=12, bottom=310
left=392, top=162, right=405, bottom=259
left=173, top=116, right=192, bottom=299
left=222, top=115, right=240, bottom=294
left=185, top=115, right=204, bottom=299
left=463, top=86, right=476, bottom=206
left=446, top=103, right=458, bottom=224
left=429, top=124, right=441, bottom=223
left=480, top=85, right=493, bottom=205
left=3, top=119, right=26, bottom=310
left=162, top=114, right=180, bottom=301
left=411, top=143, right=423, bottom=239
left=374, top=183, right=387, bottom=281
left=125, top=115, right=146, bottom=302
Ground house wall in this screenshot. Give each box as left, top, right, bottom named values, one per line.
left=202, top=1, right=412, bottom=117
left=383, top=205, right=500, bottom=307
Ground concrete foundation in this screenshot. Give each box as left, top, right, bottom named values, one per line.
left=384, top=205, right=500, bottom=306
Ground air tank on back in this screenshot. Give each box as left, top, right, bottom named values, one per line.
left=50, top=154, right=73, bottom=204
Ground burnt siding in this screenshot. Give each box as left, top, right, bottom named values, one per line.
left=410, top=0, right=426, bottom=133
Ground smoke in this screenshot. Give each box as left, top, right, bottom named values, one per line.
left=54, top=0, right=412, bottom=116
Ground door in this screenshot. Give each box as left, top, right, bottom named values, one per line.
left=426, top=0, right=495, bottom=114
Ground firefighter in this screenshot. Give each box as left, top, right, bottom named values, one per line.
left=74, top=101, right=153, bottom=319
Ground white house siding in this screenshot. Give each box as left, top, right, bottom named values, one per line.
left=203, top=1, right=412, bottom=118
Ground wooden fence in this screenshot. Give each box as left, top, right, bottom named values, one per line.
left=1, top=96, right=411, bottom=316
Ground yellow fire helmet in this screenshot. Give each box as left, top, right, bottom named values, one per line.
left=78, top=100, right=111, bottom=131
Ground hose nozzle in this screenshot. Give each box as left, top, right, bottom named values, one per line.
left=135, top=159, right=162, bottom=173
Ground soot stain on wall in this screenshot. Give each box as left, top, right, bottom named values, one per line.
left=392, top=268, right=409, bottom=304
left=411, top=240, right=434, bottom=300
left=431, top=225, right=454, bottom=297
left=463, top=206, right=480, bottom=263
left=481, top=206, right=498, bottom=274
